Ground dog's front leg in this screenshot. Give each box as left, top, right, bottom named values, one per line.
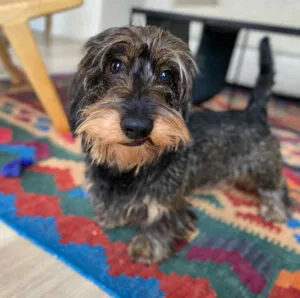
left=93, top=200, right=130, bottom=229
left=128, top=202, right=196, bottom=264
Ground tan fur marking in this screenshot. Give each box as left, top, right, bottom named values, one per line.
left=151, top=106, right=190, bottom=151
left=76, top=100, right=190, bottom=173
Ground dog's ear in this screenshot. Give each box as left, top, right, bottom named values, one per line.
left=69, top=28, right=122, bottom=134
left=180, top=56, right=197, bottom=123
left=174, top=45, right=198, bottom=115
left=68, top=72, right=86, bottom=134
left=182, top=100, right=192, bottom=123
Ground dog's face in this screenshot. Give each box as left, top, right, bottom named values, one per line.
left=70, top=26, right=197, bottom=172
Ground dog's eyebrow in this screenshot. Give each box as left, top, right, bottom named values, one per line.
left=138, top=43, right=151, bottom=61
left=90, top=38, right=132, bottom=68
left=155, top=57, right=180, bottom=73
left=105, top=43, right=129, bottom=57
left=101, top=44, right=132, bottom=69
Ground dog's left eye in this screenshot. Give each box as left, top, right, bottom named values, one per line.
left=110, top=60, right=122, bottom=74
left=160, top=70, right=171, bottom=82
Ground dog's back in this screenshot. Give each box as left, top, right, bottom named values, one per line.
left=187, top=37, right=279, bottom=187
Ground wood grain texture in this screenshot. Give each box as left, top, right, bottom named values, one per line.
left=0, top=223, right=111, bottom=298
left=0, top=0, right=83, bottom=25
left=0, top=0, right=83, bottom=132
left=0, top=33, right=25, bottom=85
left=3, top=22, right=70, bottom=132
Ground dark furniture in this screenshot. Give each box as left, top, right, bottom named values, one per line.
left=130, top=8, right=300, bottom=104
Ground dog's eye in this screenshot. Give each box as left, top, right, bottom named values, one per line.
left=160, top=70, right=171, bottom=82
left=110, top=60, right=122, bottom=74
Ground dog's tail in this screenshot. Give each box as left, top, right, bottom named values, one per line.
left=247, top=37, right=275, bottom=111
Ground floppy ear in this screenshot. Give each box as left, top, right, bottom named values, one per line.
left=68, top=27, right=135, bottom=134
left=68, top=28, right=118, bottom=134
left=68, top=72, right=87, bottom=134
left=177, top=47, right=198, bottom=123
left=180, top=67, right=197, bottom=123
left=182, top=100, right=192, bottom=123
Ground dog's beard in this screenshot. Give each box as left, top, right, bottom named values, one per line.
left=76, top=99, right=190, bottom=172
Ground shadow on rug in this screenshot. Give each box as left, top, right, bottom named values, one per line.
left=0, top=75, right=300, bottom=298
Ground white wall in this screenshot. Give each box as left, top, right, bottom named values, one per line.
left=29, top=0, right=300, bottom=97
left=30, top=0, right=103, bottom=40
left=219, top=0, right=300, bottom=27
left=176, top=0, right=300, bottom=97
left=100, top=0, right=145, bottom=31
left=144, top=0, right=173, bottom=10
left=30, top=0, right=144, bottom=41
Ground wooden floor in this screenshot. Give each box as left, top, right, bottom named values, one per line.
left=0, top=31, right=115, bottom=296
left=0, top=223, right=111, bottom=298
left=0, top=33, right=112, bottom=297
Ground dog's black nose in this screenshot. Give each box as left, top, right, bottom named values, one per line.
left=121, top=118, right=153, bottom=140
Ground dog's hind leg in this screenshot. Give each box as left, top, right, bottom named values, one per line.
left=257, top=176, right=291, bottom=222
left=248, top=138, right=291, bottom=222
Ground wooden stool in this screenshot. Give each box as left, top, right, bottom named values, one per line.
left=0, top=0, right=83, bottom=132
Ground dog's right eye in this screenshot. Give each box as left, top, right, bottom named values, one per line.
left=110, top=60, right=122, bottom=74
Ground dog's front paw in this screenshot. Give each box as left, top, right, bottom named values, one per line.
left=128, top=233, right=172, bottom=264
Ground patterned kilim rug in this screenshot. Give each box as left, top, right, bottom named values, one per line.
left=0, top=75, right=300, bottom=298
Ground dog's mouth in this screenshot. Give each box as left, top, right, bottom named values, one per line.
left=121, top=138, right=150, bottom=147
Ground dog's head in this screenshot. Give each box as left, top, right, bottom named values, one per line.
left=70, top=26, right=197, bottom=172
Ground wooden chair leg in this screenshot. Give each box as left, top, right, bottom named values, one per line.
left=45, top=14, right=52, bottom=45
left=3, top=22, right=70, bottom=132
left=0, top=32, right=25, bottom=85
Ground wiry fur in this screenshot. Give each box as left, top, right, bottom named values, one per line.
left=70, top=27, right=290, bottom=264
left=77, top=100, right=190, bottom=172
